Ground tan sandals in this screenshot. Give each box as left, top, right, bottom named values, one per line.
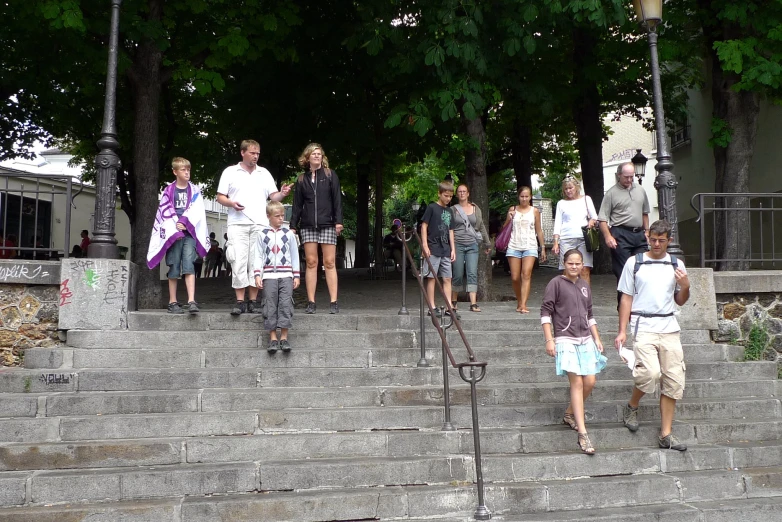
left=578, top=432, right=596, bottom=455
left=563, top=412, right=578, bottom=431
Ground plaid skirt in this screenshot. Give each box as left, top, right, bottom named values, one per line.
left=299, top=226, right=337, bottom=245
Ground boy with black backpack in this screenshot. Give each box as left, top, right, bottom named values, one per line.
left=614, top=219, right=691, bottom=451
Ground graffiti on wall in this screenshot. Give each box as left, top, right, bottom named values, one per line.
left=0, top=264, right=50, bottom=282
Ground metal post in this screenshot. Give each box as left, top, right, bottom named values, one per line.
left=469, top=366, right=491, bottom=520
left=64, top=179, right=72, bottom=258
left=417, top=251, right=429, bottom=367
left=440, top=306, right=455, bottom=432
left=646, top=28, right=683, bottom=258
left=398, top=230, right=408, bottom=315
left=88, top=0, right=122, bottom=259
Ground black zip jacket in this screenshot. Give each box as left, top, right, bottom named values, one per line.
left=290, top=167, right=343, bottom=230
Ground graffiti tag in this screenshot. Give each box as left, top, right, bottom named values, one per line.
left=0, top=264, right=49, bottom=282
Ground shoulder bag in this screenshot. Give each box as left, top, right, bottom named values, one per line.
left=581, top=196, right=600, bottom=253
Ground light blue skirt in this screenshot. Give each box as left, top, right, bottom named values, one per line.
left=555, top=339, right=608, bottom=376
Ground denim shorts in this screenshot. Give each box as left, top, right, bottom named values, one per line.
left=505, top=248, right=538, bottom=259
left=166, top=234, right=197, bottom=279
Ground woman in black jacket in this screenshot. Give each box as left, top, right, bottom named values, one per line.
left=290, top=143, right=343, bottom=314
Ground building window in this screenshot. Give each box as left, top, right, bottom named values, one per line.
left=670, top=117, right=691, bottom=149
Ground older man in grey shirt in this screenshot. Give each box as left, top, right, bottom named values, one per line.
left=599, top=162, right=650, bottom=305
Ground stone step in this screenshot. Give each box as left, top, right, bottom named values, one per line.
left=5, top=423, right=779, bottom=472
left=496, top=496, right=782, bottom=521
left=65, top=329, right=417, bottom=349
left=126, top=310, right=627, bottom=332
left=21, top=342, right=744, bottom=369
left=2, top=397, right=777, bottom=443
left=1, top=378, right=774, bottom=418
left=64, top=327, right=712, bottom=349
left=1, top=361, right=776, bottom=394
left=1, top=455, right=781, bottom=510
left=3, top=484, right=782, bottom=522
left=426, top=328, right=712, bottom=348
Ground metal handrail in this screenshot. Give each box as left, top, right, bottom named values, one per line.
left=1, top=171, right=74, bottom=259
left=690, top=192, right=781, bottom=268
left=397, top=225, right=491, bottom=521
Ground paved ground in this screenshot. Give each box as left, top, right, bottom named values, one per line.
left=164, top=265, right=621, bottom=313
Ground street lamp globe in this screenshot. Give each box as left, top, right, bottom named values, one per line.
left=633, top=0, right=663, bottom=29
left=631, top=149, right=648, bottom=185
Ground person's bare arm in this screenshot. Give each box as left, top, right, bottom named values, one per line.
left=217, top=193, right=244, bottom=211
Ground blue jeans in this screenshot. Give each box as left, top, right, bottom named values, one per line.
left=452, top=242, right=479, bottom=292
left=166, top=235, right=196, bottom=279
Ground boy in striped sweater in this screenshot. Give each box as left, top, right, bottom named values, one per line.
left=253, top=201, right=301, bottom=353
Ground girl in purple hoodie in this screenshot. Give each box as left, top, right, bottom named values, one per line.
left=540, top=249, right=607, bottom=455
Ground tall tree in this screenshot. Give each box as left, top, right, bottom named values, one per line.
left=3, top=0, right=301, bottom=307
left=695, top=0, right=782, bottom=270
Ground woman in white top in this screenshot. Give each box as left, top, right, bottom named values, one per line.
left=551, top=176, right=598, bottom=285
left=503, top=186, right=547, bottom=313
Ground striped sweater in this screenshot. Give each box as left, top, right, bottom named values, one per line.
left=252, top=227, right=301, bottom=280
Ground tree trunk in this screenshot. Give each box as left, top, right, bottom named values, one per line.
left=571, top=26, right=610, bottom=274
left=511, top=120, right=533, bottom=190
left=372, top=146, right=385, bottom=272
left=462, top=110, right=492, bottom=301
left=710, top=52, right=759, bottom=271
left=354, top=157, right=370, bottom=268
left=128, top=2, right=164, bottom=309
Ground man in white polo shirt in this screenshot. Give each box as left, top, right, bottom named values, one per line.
left=217, top=140, right=292, bottom=315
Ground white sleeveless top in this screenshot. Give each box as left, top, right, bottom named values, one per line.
left=508, top=206, right=538, bottom=251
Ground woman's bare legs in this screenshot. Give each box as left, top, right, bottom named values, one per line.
left=565, top=374, right=596, bottom=418
left=519, top=256, right=536, bottom=312
left=321, top=243, right=338, bottom=303
left=509, top=256, right=523, bottom=311
left=304, top=242, right=319, bottom=302
left=581, top=266, right=592, bottom=286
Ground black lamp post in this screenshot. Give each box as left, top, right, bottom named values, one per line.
left=633, top=0, right=683, bottom=257
left=631, top=149, right=648, bottom=185
left=88, top=0, right=122, bottom=259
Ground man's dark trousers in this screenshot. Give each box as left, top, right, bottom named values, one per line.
left=610, top=226, right=648, bottom=305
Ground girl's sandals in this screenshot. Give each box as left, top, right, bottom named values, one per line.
left=578, top=432, right=596, bottom=455
left=563, top=412, right=578, bottom=431
left=470, top=303, right=482, bottom=312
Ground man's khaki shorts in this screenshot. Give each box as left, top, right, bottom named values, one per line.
left=632, top=332, right=685, bottom=400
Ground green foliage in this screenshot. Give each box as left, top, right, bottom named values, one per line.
left=743, top=321, right=770, bottom=361
left=708, top=117, right=733, bottom=148
left=23, top=376, right=31, bottom=393
left=709, top=1, right=782, bottom=97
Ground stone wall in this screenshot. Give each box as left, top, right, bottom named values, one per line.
left=712, top=271, right=782, bottom=369
left=714, top=293, right=782, bottom=359
left=0, top=260, right=62, bottom=366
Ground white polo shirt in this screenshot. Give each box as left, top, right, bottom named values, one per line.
left=217, top=163, right=278, bottom=226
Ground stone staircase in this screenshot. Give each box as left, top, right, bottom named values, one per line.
left=0, top=305, right=781, bottom=521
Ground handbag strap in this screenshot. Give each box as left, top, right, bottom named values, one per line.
left=454, top=204, right=477, bottom=234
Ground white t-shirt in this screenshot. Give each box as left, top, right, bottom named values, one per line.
left=554, top=196, right=598, bottom=239
left=216, top=163, right=278, bottom=226
left=618, top=253, right=686, bottom=334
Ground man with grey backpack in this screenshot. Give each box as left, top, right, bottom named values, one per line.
left=614, top=219, right=691, bottom=451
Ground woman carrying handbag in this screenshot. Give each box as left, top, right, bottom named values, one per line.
left=503, top=186, right=547, bottom=313
left=551, top=176, right=598, bottom=286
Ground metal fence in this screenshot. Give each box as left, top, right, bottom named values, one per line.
left=1, top=171, right=75, bottom=260
left=689, top=192, right=782, bottom=268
